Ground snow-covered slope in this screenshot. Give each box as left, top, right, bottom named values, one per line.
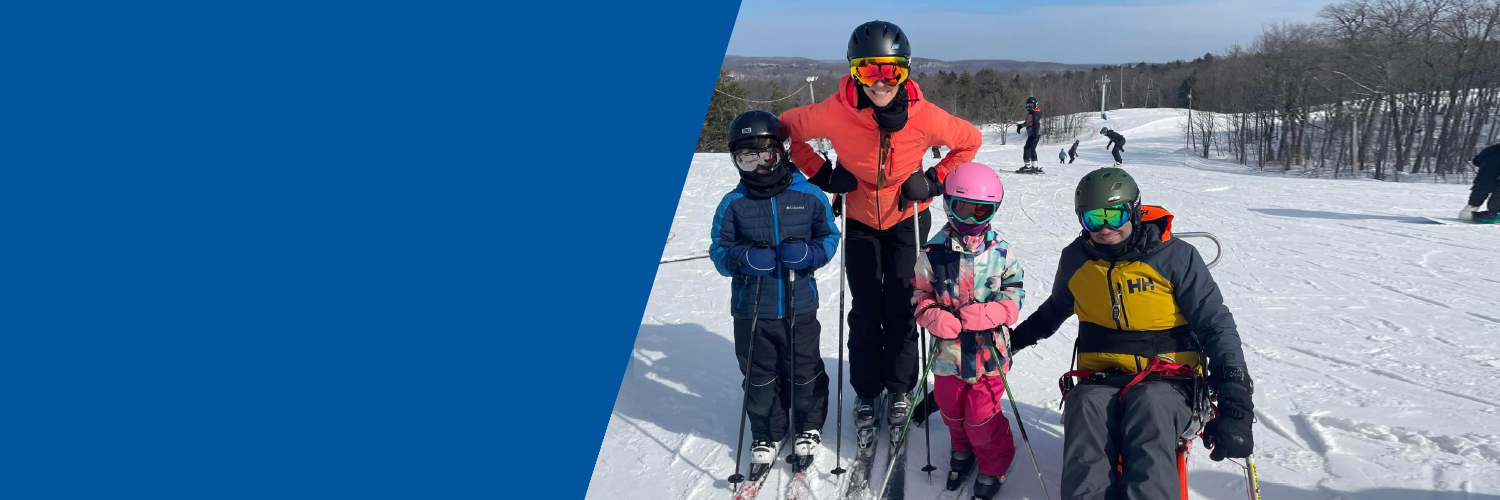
left=596, top=108, right=1500, bottom=499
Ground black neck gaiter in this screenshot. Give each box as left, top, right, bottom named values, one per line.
left=856, top=84, right=911, bottom=132
left=738, top=163, right=793, bottom=198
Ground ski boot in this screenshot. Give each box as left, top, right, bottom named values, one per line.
left=1113, top=162, right=1123, bottom=168
left=887, top=392, right=913, bottom=426
left=788, top=430, right=819, bottom=471
left=853, top=396, right=880, bottom=450
left=748, top=440, right=779, bottom=481
left=945, top=450, right=975, bottom=491
left=887, top=392, right=914, bottom=447
left=1474, top=211, right=1500, bottom=224
left=971, top=473, right=1005, bottom=500
left=1030, top=161, right=1045, bottom=174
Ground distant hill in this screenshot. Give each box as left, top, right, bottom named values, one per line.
left=722, top=55, right=1106, bottom=79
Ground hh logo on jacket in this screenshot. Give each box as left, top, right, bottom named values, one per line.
left=1125, top=277, right=1156, bottom=294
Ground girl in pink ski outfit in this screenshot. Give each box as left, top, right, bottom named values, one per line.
left=910, top=162, right=1023, bottom=499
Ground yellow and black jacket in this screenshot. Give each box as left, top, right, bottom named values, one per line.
left=1011, top=206, right=1248, bottom=385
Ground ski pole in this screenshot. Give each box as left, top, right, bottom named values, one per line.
left=728, top=275, right=766, bottom=488
left=785, top=257, right=799, bottom=466
left=912, top=200, right=936, bottom=481
left=875, top=343, right=940, bottom=500
left=989, top=344, right=1054, bottom=500
left=831, top=211, right=849, bottom=476
left=1244, top=454, right=1262, bottom=500
left=920, top=334, right=936, bottom=481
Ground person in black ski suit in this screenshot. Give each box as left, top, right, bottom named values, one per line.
left=1069, top=139, right=1079, bottom=164
left=1102, top=127, right=1125, bottom=165
left=711, top=110, right=841, bottom=477
left=1461, top=143, right=1500, bottom=223
left=1016, top=97, right=1043, bottom=172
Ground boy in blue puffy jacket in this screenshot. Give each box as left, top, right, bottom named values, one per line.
left=711, top=110, right=841, bottom=479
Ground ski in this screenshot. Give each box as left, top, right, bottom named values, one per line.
left=784, top=471, right=814, bottom=500
left=732, top=478, right=765, bottom=500
left=942, top=461, right=975, bottom=500
left=843, top=395, right=884, bottom=499
left=660, top=252, right=711, bottom=264
left=948, top=474, right=972, bottom=498
left=732, top=462, right=779, bottom=500
left=732, top=444, right=787, bottom=500
left=1421, top=216, right=1499, bottom=225
left=842, top=425, right=879, bottom=499
left=881, top=434, right=907, bottom=500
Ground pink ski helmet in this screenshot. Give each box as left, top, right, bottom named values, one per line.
left=944, top=162, right=1003, bottom=203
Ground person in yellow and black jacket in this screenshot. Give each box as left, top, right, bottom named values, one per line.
left=1008, top=167, right=1254, bottom=500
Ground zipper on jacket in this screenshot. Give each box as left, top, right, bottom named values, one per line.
left=772, top=195, right=783, bottom=319
left=876, top=131, right=893, bottom=230
left=1106, top=262, right=1125, bottom=331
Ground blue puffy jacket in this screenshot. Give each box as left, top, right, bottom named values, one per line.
left=711, top=170, right=841, bottom=319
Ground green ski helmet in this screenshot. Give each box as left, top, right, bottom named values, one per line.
left=1074, top=167, right=1141, bottom=220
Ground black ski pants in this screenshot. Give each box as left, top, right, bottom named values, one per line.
left=1468, top=169, right=1500, bottom=212
left=734, top=311, right=828, bottom=442
left=1023, top=136, right=1040, bottom=162
left=1061, top=380, right=1192, bottom=500
left=845, top=209, right=932, bottom=399
left=1111, top=142, right=1125, bottom=164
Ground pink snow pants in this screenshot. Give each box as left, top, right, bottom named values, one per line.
left=934, top=374, right=1017, bottom=477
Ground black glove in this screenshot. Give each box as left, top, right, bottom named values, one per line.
left=900, top=168, right=943, bottom=203
left=1015, top=123, right=1024, bottom=134
left=1205, top=368, right=1255, bottom=461
left=828, top=164, right=857, bottom=193
left=1007, top=319, right=1041, bottom=356
left=807, top=156, right=858, bottom=194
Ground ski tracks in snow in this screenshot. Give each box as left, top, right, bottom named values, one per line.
left=598, top=109, right=1500, bottom=499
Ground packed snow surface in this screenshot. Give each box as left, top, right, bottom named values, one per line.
left=596, top=108, right=1500, bottom=499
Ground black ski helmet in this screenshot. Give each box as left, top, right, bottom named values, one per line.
left=1074, top=167, right=1140, bottom=215
left=847, top=21, right=911, bottom=60
left=1025, top=96, right=1038, bottom=108
left=727, top=110, right=785, bottom=151
left=1100, top=127, right=1111, bottom=135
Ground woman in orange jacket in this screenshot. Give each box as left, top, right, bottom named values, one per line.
left=779, top=20, right=981, bottom=433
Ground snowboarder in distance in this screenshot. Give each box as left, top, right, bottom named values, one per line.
left=1069, top=139, right=1079, bottom=164
left=1009, top=167, right=1256, bottom=499
left=779, top=19, right=981, bottom=442
left=712, top=110, right=841, bottom=480
left=1059, top=148, right=1067, bottom=164
left=932, top=145, right=942, bottom=159
left=1101, top=127, right=1125, bottom=166
left=911, top=162, right=1024, bottom=500
left=1460, top=143, right=1500, bottom=223
left=1016, top=97, right=1043, bottom=174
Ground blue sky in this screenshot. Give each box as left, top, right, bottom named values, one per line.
left=724, top=0, right=1339, bottom=64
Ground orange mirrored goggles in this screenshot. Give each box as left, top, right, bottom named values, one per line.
left=850, top=56, right=910, bottom=87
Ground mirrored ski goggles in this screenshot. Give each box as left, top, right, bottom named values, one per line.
left=732, top=142, right=782, bottom=173
left=948, top=197, right=998, bottom=224
left=849, top=56, right=910, bottom=87
left=1080, top=204, right=1131, bottom=232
